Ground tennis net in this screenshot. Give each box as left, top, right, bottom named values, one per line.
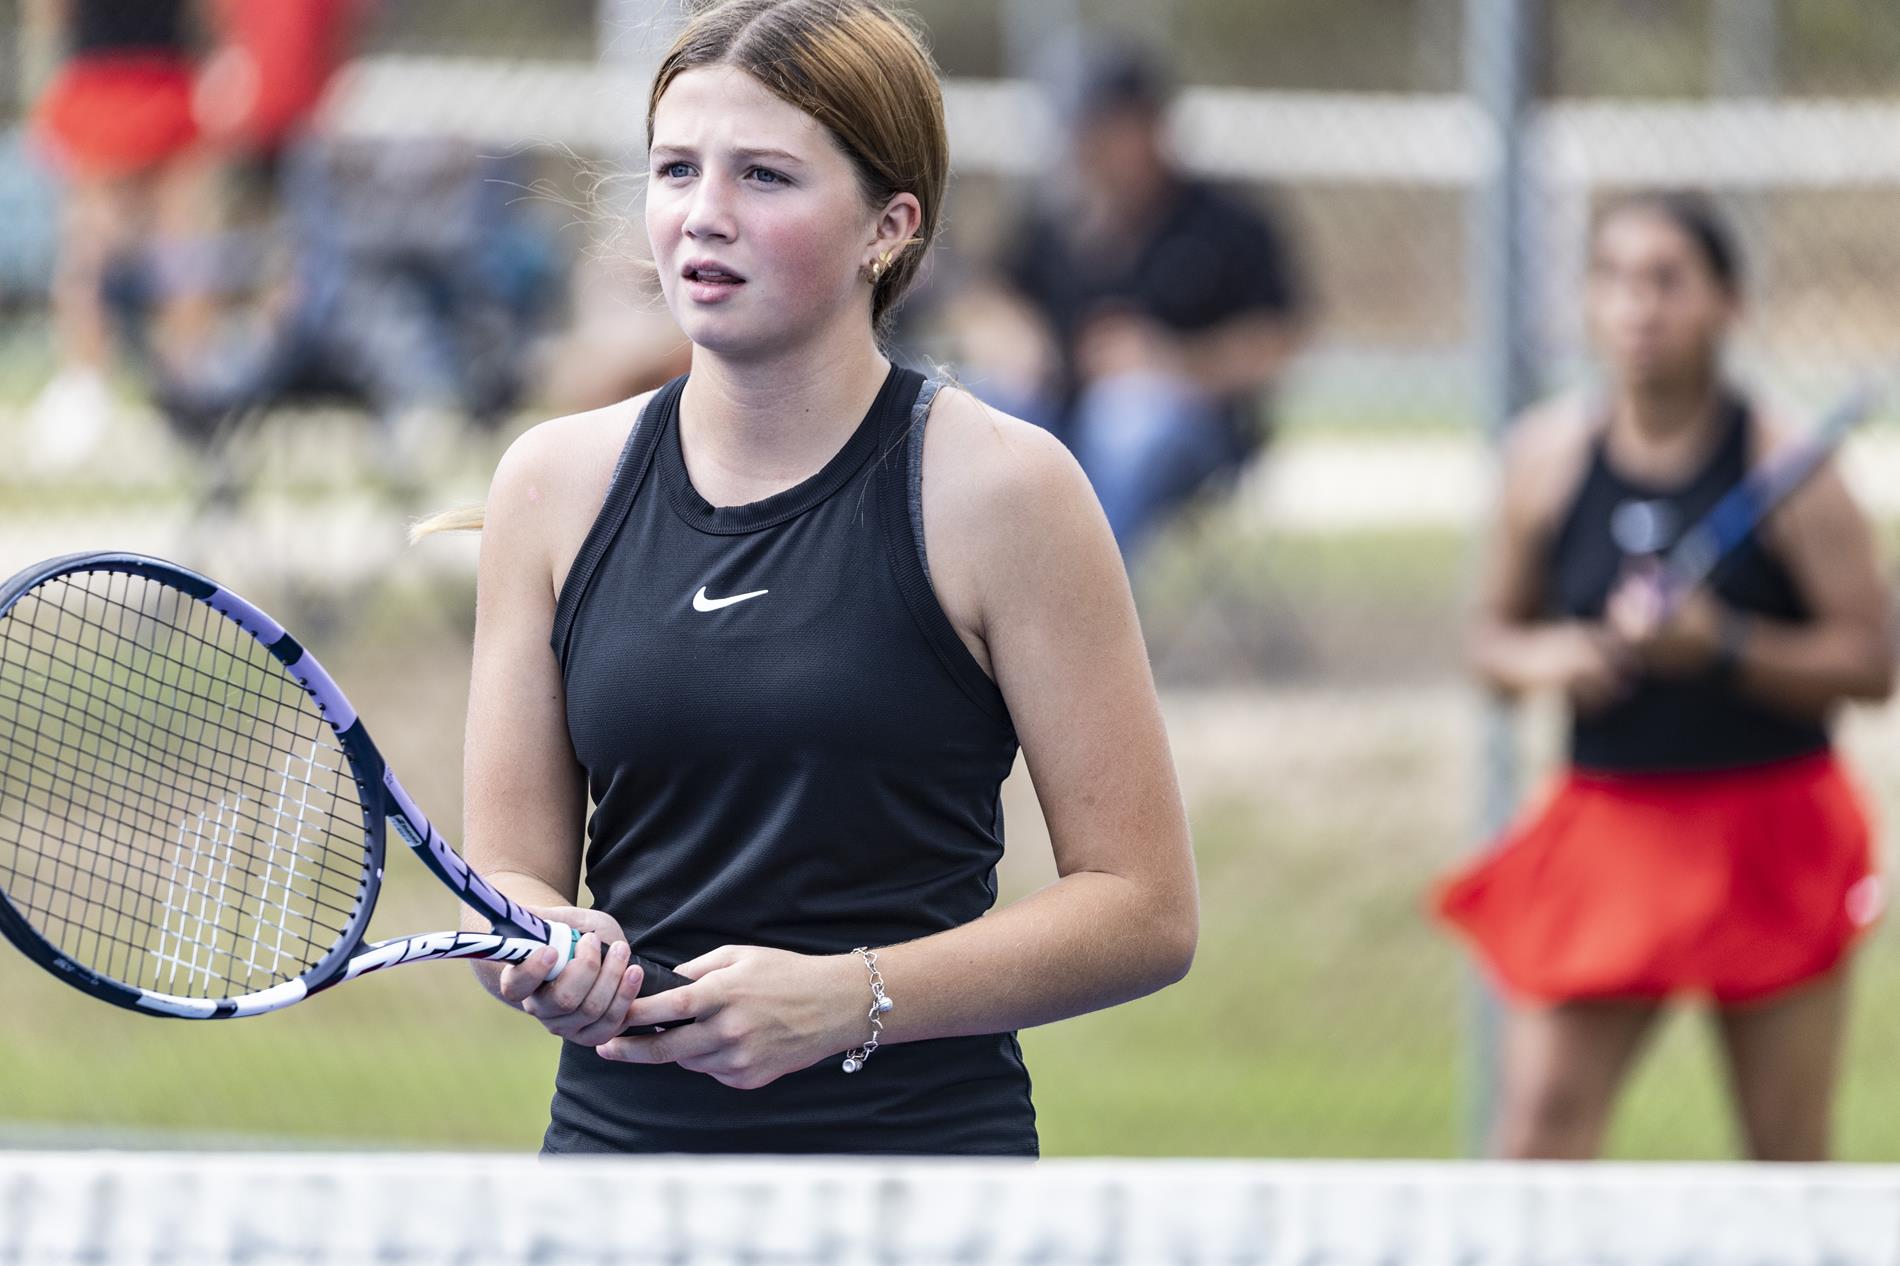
left=5, top=1152, right=1899, bottom=1265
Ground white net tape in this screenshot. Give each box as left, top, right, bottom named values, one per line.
left=4, top=1154, right=1900, bottom=1265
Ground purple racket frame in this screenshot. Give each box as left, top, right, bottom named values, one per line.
left=0, top=551, right=690, bottom=1021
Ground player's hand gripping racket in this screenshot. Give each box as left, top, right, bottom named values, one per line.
left=0, top=552, right=690, bottom=1020
left=1653, top=383, right=1881, bottom=617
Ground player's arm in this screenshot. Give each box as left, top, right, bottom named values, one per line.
left=1468, top=401, right=1627, bottom=709
left=1731, top=442, right=1895, bottom=716
left=827, top=393, right=1197, bottom=1042
left=457, top=420, right=646, bottom=1043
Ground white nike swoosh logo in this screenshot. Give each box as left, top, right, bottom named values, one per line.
left=693, top=586, right=769, bottom=613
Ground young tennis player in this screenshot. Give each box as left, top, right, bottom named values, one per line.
left=1439, top=192, right=1894, bottom=1160
left=428, top=0, right=1197, bottom=1155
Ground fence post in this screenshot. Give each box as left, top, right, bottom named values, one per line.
left=1712, top=0, right=1779, bottom=99
left=1464, top=0, right=1543, bottom=1158
left=1711, top=0, right=1779, bottom=353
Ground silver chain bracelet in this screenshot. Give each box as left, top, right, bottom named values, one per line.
left=841, top=946, right=893, bottom=1073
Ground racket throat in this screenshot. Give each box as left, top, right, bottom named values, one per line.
left=380, top=772, right=555, bottom=944
left=338, top=930, right=551, bottom=984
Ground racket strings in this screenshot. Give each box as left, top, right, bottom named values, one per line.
left=0, top=571, right=373, bottom=1001
left=1, top=577, right=360, bottom=994
left=15, top=580, right=359, bottom=771
left=0, top=656, right=361, bottom=914
left=0, top=734, right=361, bottom=952
left=0, top=586, right=366, bottom=910
left=0, top=593, right=364, bottom=848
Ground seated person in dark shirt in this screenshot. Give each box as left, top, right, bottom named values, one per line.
left=963, top=43, right=1307, bottom=561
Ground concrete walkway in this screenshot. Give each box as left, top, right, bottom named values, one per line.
left=1249, top=430, right=1900, bottom=532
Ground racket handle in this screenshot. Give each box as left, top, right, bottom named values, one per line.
left=542, top=921, right=576, bottom=981
left=623, top=953, right=698, bottom=1033
left=629, top=954, right=694, bottom=995
left=541, top=922, right=692, bottom=996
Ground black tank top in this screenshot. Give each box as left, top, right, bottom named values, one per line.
left=544, top=367, right=1037, bottom=1155
left=1546, top=390, right=1827, bottom=773
left=72, top=0, right=187, bottom=56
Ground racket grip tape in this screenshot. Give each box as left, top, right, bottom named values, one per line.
left=540, top=921, right=694, bottom=996
left=629, top=954, right=693, bottom=995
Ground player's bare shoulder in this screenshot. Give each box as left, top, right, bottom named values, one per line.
left=1499, top=393, right=1598, bottom=533
left=1747, top=397, right=1810, bottom=464
left=486, top=391, right=658, bottom=593
left=1751, top=394, right=1863, bottom=552
left=917, top=385, right=1108, bottom=648
left=920, top=385, right=1094, bottom=536
left=496, top=392, right=655, bottom=508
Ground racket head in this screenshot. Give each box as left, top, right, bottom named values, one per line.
left=0, top=552, right=386, bottom=1017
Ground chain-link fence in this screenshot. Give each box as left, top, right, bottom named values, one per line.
left=1, top=0, right=1897, bottom=1159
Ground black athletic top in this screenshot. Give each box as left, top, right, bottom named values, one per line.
left=1545, top=390, right=1827, bottom=773
left=543, top=367, right=1038, bottom=1155
left=71, top=0, right=188, bottom=57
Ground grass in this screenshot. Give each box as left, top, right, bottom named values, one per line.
left=13, top=703, right=1900, bottom=1159
left=0, top=765, right=1478, bottom=1156
left=5, top=504, right=1900, bottom=1158
left=1136, top=514, right=1473, bottom=683
left=1021, top=795, right=1466, bottom=1158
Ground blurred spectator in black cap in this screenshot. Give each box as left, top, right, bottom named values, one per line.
left=956, top=40, right=1308, bottom=561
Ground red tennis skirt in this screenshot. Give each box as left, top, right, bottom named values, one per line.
left=1436, top=750, right=1881, bottom=1007
left=35, top=55, right=200, bottom=177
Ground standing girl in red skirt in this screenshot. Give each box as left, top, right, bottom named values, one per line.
left=1439, top=192, right=1895, bottom=1160
left=27, top=0, right=205, bottom=468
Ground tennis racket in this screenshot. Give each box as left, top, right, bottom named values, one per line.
left=0, top=551, right=691, bottom=1021
left=1655, top=383, right=1880, bottom=614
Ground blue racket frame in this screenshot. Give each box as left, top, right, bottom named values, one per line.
left=1658, top=384, right=1880, bottom=610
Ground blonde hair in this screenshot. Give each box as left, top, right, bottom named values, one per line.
left=414, top=0, right=947, bottom=542
left=407, top=504, right=485, bottom=542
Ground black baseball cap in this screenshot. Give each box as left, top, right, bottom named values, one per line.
left=1048, top=40, right=1173, bottom=124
